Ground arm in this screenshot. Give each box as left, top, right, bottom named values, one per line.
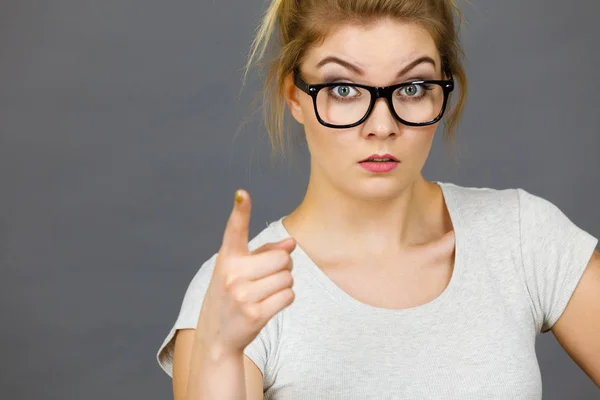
left=552, top=249, right=600, bottom=387
left=161, top=190, right=293, bottom=399
left=172, top=329, right=264, bottom=400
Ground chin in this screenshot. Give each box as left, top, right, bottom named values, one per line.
left=345, top=177, right=407, bottom=202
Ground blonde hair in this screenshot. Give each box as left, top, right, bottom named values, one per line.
left=244, top=0, right=468, bottom=156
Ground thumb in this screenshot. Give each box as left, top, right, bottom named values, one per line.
left=251, top=238, right=297, bottom=255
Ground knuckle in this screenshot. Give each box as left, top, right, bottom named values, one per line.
left=285, top=288, right=295, bottom=303
left=281, top=271, right=294, bottom=287
left=286, top=288, right=295, bottom=301
left=233, top=287, right=248, bottom=304
left=243, top=305, right=262, bottom=325
left=223, top=271, right=242, bottom=291
left=273, top=249, right=291, bottom=265
left=281, top=288, right=295, bottom=306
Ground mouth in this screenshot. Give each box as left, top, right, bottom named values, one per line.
left=359, top=154, right=399, bottom=163
left=358, top=154, right=400, bottom=173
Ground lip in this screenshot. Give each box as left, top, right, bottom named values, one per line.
left=358, top=153, right=400, bottom=173
left=359, top=153, right=399, bottom=162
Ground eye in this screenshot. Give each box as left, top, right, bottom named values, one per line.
left=330, top=85, right=359, bottom=98
left=399, top=84, right=423, bottom=97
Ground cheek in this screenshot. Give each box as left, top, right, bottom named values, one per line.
left=299, top=96, right=357, bottom=154
left=418, top=131, right=436, bottom=153
left=304, top=124, right=341, bottom=157
left=304, top=124, right=359, bottom=165
left=402, top=126, right=438, bottom=167
left=301, top=100, right=338, bottom=152
left=406, top=125, right=437, bottom=149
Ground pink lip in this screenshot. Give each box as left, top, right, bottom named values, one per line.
left=358, top=154, right=400, bottom=173
left=359, top=153, right=399, bottom=162
left=359, top=161, right=399, bottom=173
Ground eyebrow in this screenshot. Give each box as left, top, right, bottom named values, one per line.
left=315, top=55, right=437, bottom=78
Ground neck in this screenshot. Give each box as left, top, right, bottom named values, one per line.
left=284, top=171, right=446, bottom=257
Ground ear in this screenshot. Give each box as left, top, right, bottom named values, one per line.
left=283, top=72, right=305, bottom=125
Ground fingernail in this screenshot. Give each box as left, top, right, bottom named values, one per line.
left=234, top=190, right=243, bottom=205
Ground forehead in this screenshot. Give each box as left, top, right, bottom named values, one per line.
left=303, top=19, right=440, bottom=74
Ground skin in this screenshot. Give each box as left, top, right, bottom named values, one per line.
left=286, top=20, right=444, bottom=242
left=172, top=18, right=600, bottom=399
left=283, top=19, right=457, bottom=308
left=552, top=249, right=600, bottom=387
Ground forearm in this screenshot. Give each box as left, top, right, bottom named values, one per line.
left=186, top=333, right=246, bottom=400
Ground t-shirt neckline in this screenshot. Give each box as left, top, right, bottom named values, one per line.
left=270, top=181, right=466, bottom=317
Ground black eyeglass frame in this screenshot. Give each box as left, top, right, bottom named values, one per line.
left=293, top=68, right=455, bottom=129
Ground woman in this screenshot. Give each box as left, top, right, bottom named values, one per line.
left=157, top=0, right=600, bottom=398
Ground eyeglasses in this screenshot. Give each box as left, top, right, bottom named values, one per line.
left=293, top=68, right=454, bottom=129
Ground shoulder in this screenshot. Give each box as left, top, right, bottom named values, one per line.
left=441, top=180, right=597, bottom=258
left=439, top=181, right=560, bottom=220
left=439, top=181, right=518, bottom=204
left=437, top=182, right=588, bottom=246
left=438, top=181, right=521, bottom=228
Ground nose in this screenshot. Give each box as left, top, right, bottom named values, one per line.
left=361, top=97, right=399, bottom=139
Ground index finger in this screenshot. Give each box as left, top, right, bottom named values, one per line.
left=220, top=189, right=251, bottom=256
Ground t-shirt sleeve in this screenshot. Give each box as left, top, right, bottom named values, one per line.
left=156, top=253, right=280, bottom=380
left=517, top=188, right=598, bottom=333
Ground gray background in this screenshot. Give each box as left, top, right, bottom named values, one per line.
left=0, top=0, right=598, bottom=399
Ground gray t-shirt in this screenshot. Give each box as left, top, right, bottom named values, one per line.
left=156, top=182, right=598, bottom=399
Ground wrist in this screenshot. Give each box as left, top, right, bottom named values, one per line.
left=208, top=342, right=244, bottom=363
left=196, top=334, right=244, bottom=363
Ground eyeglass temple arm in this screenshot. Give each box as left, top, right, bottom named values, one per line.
left=293, top=69, right=312, bottom=95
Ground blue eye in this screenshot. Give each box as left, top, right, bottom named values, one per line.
left=333, top=85, right=357, bottom=97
